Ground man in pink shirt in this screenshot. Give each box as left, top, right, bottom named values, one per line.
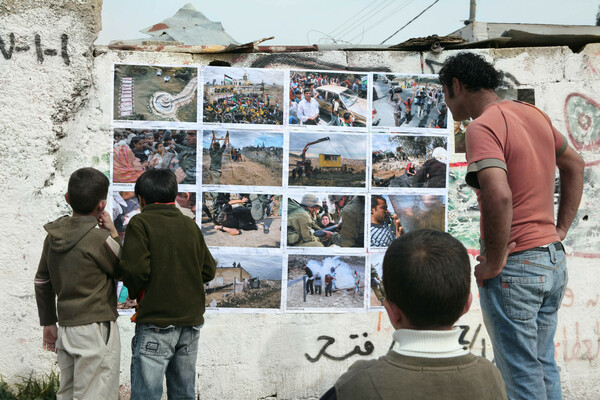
left=439, top=53, right=584, bottom=400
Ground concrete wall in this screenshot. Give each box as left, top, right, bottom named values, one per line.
left=0, top=1, right=599, bottom=399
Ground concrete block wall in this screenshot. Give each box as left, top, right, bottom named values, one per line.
left=0, top=1, right=598, bottom=399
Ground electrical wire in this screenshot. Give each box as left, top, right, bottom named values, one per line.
left=347, top=0, right=417, bottom=43
left=380, top=0, right=440, bottom=45
left=326, top=0, right=383, bottom=38
left=335, top=0, right=397, bottom=40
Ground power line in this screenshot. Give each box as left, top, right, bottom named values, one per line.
left=347, top=0, right=417, bottom=43
left=336, top=0, right=397, bottom=40
left=326, top=0, right=382, bottom=38
left=380, top=0, right=440, bottom=45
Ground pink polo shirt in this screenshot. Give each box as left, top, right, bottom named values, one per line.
left=465, top=100, right=567, bottom=253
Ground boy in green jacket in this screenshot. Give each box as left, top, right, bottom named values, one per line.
left=34, top=167, right=122, bottom=399
left=321, top=230, right=507, bottom=400
left=120, top=169, right=216, bottom=400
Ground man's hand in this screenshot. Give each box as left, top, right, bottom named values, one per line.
left=98, top=211, right=118, bottom=238
left=174, top=167, right=186, bottom=183
left=475, top=242, right=517, bottom=287
left=392, top=214, right=404, bottom=237
left=556, top=226, right=568, bottom=241
left=43, top=324, right=58, bottom=352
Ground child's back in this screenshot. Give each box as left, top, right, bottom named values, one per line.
left=34, top=167, right=121, bottom=400
left=119, top=169, right=216, bottom=400
left=37, top=216, right=119, bottom=326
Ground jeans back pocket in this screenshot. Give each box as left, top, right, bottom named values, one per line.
left=501, top=275, right=545, bottom=320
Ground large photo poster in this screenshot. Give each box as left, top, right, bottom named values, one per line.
left=110, top=64, right=450, bottom=314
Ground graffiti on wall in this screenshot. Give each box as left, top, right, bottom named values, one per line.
left=562, top=93, right=600, bottom=256
left=0, top=33, right=70, bottom=65
left=305, top=333, right=374, bottom=363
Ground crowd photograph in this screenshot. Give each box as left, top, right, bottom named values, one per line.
left=112, top=128, right=198, bottom=185
left=203, top=67, right=284, bottom=125
left=289, top=71, right=378, bottom=127
left=373, top=74, right=447, bottom=130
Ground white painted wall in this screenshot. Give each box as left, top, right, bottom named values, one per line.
left=0, top=2, right=598, bottom=399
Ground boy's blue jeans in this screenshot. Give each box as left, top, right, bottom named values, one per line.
left=479, top=242, right=567, bottom=400
left=131, top=324, right=202, bottom=400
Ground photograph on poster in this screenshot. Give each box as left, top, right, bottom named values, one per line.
left=373, top=74, right=447, bottom=130
left=201, top=192, right=281, bottom=248
left=202, top=130, right=283, bottom=186
left=203, top=67, right=284, bottom=125
left=368, top=253, right=385, bottom=308
left=454, top=121, right=469, bottom=154
left=287, top=194, right=365, bottom=248
left=287, top=255, right=365, bottom=309
left=113, top=190, right=196, bottom=312
left=288, top=133, right=366, bottom=188
left=205, top=254, right=282, bottom=310
left=289, top=70, right=379, bottom=127
left=113, top=128, right=197, bottom=184
left=369, top=194, right=446, bottom=249
left=372, top=134, right=448, bottom=188
left=113, top=64, right=198, bottom=122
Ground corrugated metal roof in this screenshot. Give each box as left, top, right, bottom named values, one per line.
left=113, top=3, right=238, bottom=47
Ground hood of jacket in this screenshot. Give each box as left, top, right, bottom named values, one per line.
left=44, top=215, right=98, bottom=253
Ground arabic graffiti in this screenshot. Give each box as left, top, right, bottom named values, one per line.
left=0, top=33, right=70, bottom=65
left=305, top=333, right=374, bottom=363
left=556, top=321, right=600, bottom=362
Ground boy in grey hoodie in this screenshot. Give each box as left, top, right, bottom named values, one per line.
left=34, top=168, right=122, bottom=399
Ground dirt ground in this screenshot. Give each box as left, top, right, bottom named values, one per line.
left=201, top=214, right=281, bottom=248
left=202, top=157, right=282, bottom=186
left=286, top=280, right=365, bottom=309
left=207, top=280, right=282, bottom=309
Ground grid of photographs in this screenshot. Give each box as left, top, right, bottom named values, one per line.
left=110, top=64, right=450, bottom=314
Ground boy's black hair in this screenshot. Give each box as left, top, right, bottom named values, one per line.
left=438, top=52, right=503, bottom=96
left=382, top=229, right=470, bottom=329
left=134, top=169, right=178, bottom=204
left=67, top=167, right=109, bottom=214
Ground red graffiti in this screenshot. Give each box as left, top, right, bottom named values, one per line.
left=560, top=321, right=600, bottom=362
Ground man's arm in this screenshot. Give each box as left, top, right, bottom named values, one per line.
left=555, top=145, right=585, bottom=240
left=34, top=237, right=58, bottom=326
left=474, top=167, right=516, bottom=287
left=297, top=102, right=307, bottom=122
left=310, top=100, right=320, bottom=119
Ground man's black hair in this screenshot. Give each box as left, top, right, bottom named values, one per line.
left=438, top=52, right=503, bottom=96
left=134, top=169, right=178, bottom=204
left=67, top=167, right=109, bottom=214
left=382, top=229, right=470, bottom=329
left=371, top=195, right=386, bottom=211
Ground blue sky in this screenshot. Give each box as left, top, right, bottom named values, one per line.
left=97, top=0, right=598, bottom=46
left=203, top=67, right=284, bottom=86
left=202, top=130, right=283, bottom=149
left=289, top=132, right=366, bottom=159
left=213, top=254, right=282, bottom=280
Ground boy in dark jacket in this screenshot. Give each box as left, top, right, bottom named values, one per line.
left=120, top=169, right=216, bottom=400
left=321, top=230, right=506, bottom=400
left=34, top=167, right=122, bottom=399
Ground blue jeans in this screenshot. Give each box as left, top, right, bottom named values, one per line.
left=479, top=243, right=567, bottom=400
left=131, top=324, right=202, bottom=400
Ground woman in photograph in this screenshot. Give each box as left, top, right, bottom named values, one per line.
left=113, top=145, right=145, bottom=183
